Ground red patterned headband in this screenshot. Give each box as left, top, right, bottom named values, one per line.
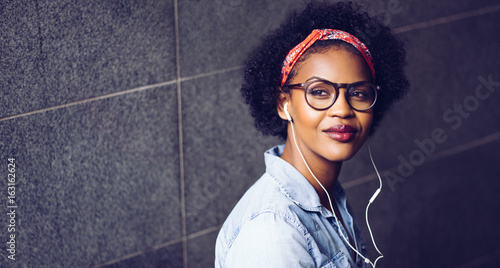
left=281, top=29, right=375, bottom=86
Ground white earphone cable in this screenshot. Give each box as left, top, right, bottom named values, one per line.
left=288, top=120, right=374, bottom=266
left=366, top=141, right=384, bottom=266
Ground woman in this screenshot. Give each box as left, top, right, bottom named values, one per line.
left=215, top=2, right=409, bottom=267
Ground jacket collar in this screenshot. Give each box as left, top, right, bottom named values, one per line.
left=264, top=145, right=347, bottom=217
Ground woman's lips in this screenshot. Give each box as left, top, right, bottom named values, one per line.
left=323, top=124, right=358, bottom=142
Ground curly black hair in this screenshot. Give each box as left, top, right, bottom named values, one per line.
left=241, top=1, right=410, bottom=140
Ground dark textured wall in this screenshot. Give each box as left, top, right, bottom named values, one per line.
left=0, top=0, right=499, bottom=267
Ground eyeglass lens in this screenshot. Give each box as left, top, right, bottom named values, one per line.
left=305, top=80, right=376, bottom=111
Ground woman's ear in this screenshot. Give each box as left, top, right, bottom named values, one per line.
left=277, top=92, right=290, bottom=121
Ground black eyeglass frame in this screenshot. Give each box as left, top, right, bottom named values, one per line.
left=282, top=78, right=381, bottom=112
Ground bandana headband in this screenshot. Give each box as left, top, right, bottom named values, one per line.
left=281, top=29, right=375, bottom=86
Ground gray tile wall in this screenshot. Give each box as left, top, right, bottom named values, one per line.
left=0, top=0, right=498, bottom=267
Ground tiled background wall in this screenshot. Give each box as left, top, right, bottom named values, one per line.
left=1, top=0, right=499, bottom=267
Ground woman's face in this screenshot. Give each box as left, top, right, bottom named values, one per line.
left=280, top=47, right=374, bottom=162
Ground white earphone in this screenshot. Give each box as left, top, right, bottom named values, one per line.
left=283, top=102, right=383, bottom=267
left=284, top=102, right=292, bottom=122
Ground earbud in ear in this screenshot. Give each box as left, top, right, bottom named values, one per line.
left=284, top=102, right=292, bottom=122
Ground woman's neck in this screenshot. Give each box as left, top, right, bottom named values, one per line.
left=280, top=138, right=343, bottom=207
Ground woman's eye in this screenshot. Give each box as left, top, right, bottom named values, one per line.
left=308, top=88, right=330, bottom=97
left=349, top=88, right=371, bottom=100
left=350, top=91, right=367, bottom=97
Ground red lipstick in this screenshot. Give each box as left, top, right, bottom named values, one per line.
left=323, top=124, right=358, bottom=142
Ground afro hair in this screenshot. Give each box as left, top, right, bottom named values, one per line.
left=241, top=1, right=410, bottom=140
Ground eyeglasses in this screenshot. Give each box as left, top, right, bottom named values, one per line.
left=282, top=78, right=381, bottom=111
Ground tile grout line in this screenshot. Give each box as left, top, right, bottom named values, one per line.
left=2, top=4, right=498, bottom=123
left=455, top=248, right=500, bottom=268
left=0, top=65, right=243, bottom=123
left=89, top=238, right=184, bottom=268
left=89, top=225, right=222, bottom=268
left=343, top=131, right=500, bottom=189
left=179, top=65, right=242, bottom=82
left=173, top=0, right=188, bottom=268
left=394, top=3, right=500, bottom=33
left=186, top=225, right=221, bottom=240
left=0, top=80, right=177, bottom=122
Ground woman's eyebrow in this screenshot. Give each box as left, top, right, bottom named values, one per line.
left=305, top=76, right=328, bottom=82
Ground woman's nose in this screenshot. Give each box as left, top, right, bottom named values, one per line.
left=327, top=89, right=355, bottom=118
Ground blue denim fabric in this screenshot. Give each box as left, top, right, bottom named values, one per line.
left=215, top=145, right=369, bottom=268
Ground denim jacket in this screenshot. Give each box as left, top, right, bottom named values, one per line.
left=215, top=145, right=369, bottom=267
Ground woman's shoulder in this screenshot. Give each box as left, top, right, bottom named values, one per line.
left=216, top=173, right=312, bottom=242
left=215, top=173, right=316, bottom=267
left=228, top=172, right=306, bottom=225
